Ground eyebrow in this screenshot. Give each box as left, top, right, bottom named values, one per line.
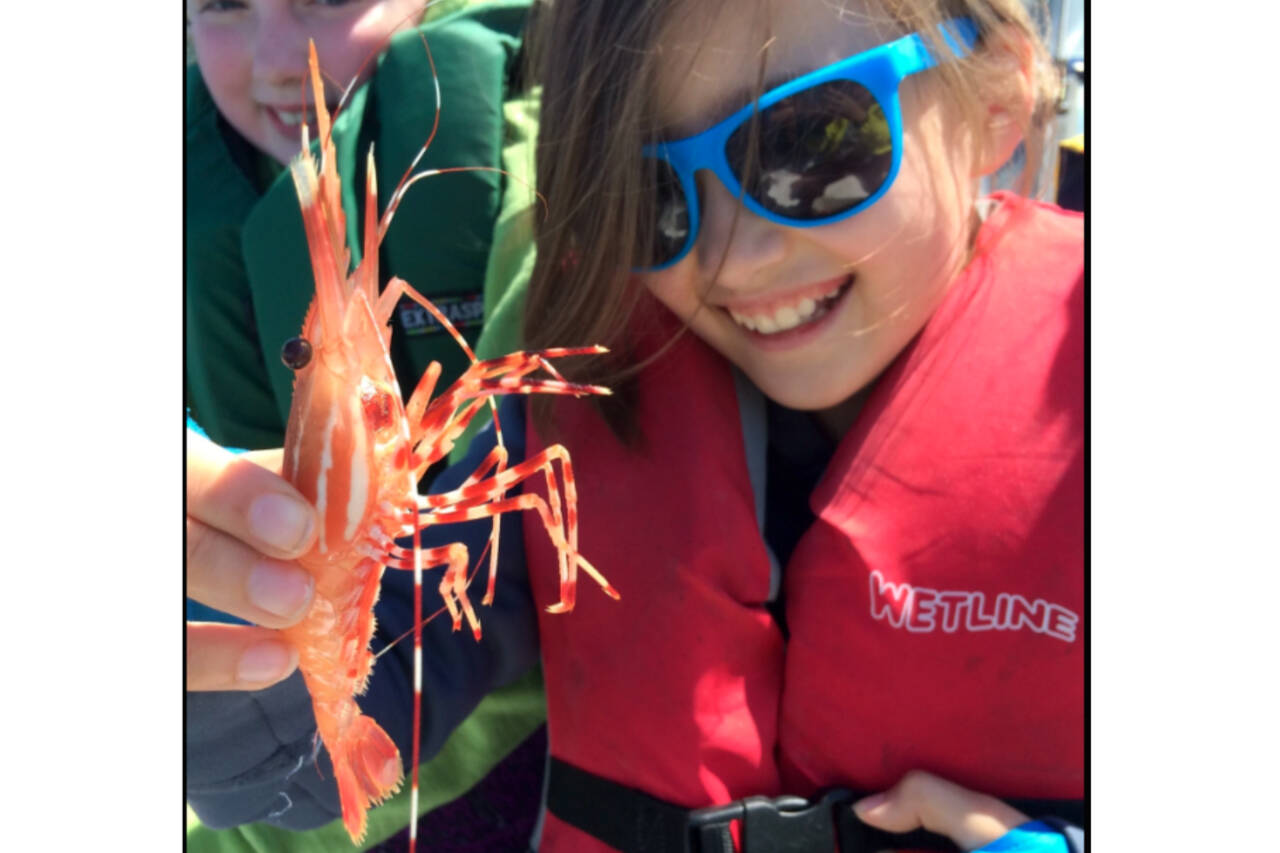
left=660, top=68, right=800, bottom=141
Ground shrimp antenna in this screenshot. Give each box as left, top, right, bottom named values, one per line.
left=378, top=28, right=444, bottom=237
left=305, top=1, right=450, bottom=159
left=384, top=166, right=549, bottom=245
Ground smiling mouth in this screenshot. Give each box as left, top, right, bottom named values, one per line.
left=726, top=275, right=853, bottom=335
left=273, top=108, right=306, bottom=126
left=265, top=104, right=331, bottom=133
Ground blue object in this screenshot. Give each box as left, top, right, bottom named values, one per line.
left=975, top=820, right=1069, bottom=853
left=638, top=18, right=978, bottom=270
left=186, top=599, right=250, bottom=626
left=186, top=412, right=209, bottom=440
left=186, top=412, right=247, bottom=455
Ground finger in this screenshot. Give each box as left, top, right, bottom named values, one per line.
left=853, top=770, right=1030, bottom=851
left=186, top=431, right=316, bottom=559
left=187, top=622, right=299, bottom=691
left=186, top=515, right=315, bottom=628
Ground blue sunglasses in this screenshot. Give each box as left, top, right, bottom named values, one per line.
left=638, top=18, right=979, bottom=271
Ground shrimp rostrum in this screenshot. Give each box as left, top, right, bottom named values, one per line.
left=277, top=42, right=618, bottom=848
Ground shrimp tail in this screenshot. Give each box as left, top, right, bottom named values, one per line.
left=330, top=713, right=404, bottom=844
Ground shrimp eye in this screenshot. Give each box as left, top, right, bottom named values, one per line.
left=281, top=337, right=313, bottom=370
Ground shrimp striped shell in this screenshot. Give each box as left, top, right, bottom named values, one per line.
left=279, top=41, right=618, bottom=849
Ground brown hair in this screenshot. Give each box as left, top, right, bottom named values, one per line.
left=522, top=0, right=1060, bottom=440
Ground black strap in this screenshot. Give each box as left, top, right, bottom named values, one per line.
left=547, top=757, right=1084, bottom=853
left=548, top=757, right=709, bottom=853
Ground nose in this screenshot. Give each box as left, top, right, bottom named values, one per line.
left=253, top=5, right=309, bottom=91
left=692, top=170, right=788, bottom=284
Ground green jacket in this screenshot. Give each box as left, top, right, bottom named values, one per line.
left=185, top=2, right=546, bottom=850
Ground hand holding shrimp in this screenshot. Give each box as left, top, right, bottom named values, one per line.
left=184, top=5, right=584, bottom=849
left=186, top=430, right=316, bottom=691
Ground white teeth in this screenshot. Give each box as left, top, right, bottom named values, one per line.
left=727, top=282, right=845, bottom=335
left=276, top=109, right=303, bottom=126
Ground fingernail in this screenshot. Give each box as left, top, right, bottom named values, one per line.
left=247, top=562, right=314, bottom=619
left=853, top=792, right=887, bottom=815
left=247, top=493, right=314, bottom=553
left=236, top=641, right=296, bottom=685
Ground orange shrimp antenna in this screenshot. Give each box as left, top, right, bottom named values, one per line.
left=290, top=147, right=346, bottom=342
left=359, top=146, right=380, bottom=305
left=307, top=41, right=347, bottom=277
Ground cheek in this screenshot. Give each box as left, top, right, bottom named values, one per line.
left=314, top=4, right=422, bottom=85
left=805, top=190, right=931, bottom=273
left=811, top=135, right=971, bottom=279
left=308, top=22, right=369, bottom=85
left=384, top=0, right=428, bottom=29
left=640, top=269, right=699, bottom=319
left=192, top=29, right=250, bottom=108
left=897, top=85, right=981, bottom=227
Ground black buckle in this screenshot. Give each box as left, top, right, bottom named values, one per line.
left=685, top=788, right=855, bottom=853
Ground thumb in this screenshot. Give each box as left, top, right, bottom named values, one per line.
left=187, top=431, right=316, bottom=559
left=850, top=788, right=923, bottom=835
left=852, top=770, right=1029, bottom=850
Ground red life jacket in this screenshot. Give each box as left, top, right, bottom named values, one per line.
left=523, top=194, right=1084, bottom=851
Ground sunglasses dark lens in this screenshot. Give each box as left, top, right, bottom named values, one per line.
left=725, top=80, right=892, bottom=220
left=639, top=155, right=691, bottom=268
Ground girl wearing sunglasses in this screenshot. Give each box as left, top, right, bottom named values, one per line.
left=186, top=0, right=1082, bottom=849
left=500, top=0, right=1082, bottom=849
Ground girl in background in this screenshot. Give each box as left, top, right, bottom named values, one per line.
left=185, top=2, right=551, bottom=850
